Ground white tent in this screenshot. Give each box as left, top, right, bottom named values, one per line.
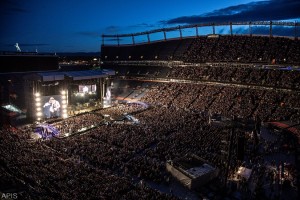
left=237, top=166, right=252, bottom=180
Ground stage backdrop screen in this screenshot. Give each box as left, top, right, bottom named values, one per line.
left=41, top=95, right=62, bottom=119
left=79, top=84, right=96, bottom=93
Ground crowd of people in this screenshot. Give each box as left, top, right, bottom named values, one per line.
left=2, top=92, right=297, bottom=199
left=1, top=34, right=299, bottom=199
left=178, top=36, right=300, bottom=65
left=0, top=123, right=178, bottom=200
left=102, top=35, right=300, bottom=65
left=140, top=82, right=300, bottom=122
left=1, top=102, right=237, bottom=199
left=1, top=85, right=298, bottom=199
left=166, top=64, right=300, bottom=90
left=106, top=62, right=300, bottom=91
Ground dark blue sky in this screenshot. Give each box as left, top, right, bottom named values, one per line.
left=1, top=0, right=299, bottom=53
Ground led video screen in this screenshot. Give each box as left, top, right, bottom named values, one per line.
left=78, top=84, right=96, bottom=93
left=41, top=95, right=62, bottom=119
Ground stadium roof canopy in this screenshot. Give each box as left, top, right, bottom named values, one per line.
left=25, top=69, right=115, bottom=82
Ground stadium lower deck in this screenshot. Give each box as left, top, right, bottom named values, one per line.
left=1, top=77, right=299, bottom=200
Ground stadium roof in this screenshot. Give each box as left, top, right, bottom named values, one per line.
left=63, top=70, right=107, bottom=80
left=25, top=69, right=115, bottom=82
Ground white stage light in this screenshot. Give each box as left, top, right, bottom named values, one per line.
left=35, top=102, right=41, bottom=107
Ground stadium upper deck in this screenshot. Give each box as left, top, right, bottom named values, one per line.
left=101, top=21, right=300, bottom=65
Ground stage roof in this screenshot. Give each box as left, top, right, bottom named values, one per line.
left=37, top=71, right=65, bottom=81
left=64, top=70, right=108, bottom=80
left=25, top=69, right=115, bottom=82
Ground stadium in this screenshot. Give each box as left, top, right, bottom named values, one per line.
left=1, top=21, right=299, bottom=199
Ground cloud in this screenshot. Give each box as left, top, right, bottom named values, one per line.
left=203, top=1, right=268, bottom=17
left=104, top=23, right=157, bottom=35
left=163, top=0, right=300, bottom=25
left=77, top=31, right=100, bottom=38
left=104, top=26, right=122, bottom=33
left=0, top=0, right=29, bottom=15
left=128, top=23, right=156, bottom=28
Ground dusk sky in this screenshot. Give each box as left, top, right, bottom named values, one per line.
left=1, top=0, right=299, bottom=53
